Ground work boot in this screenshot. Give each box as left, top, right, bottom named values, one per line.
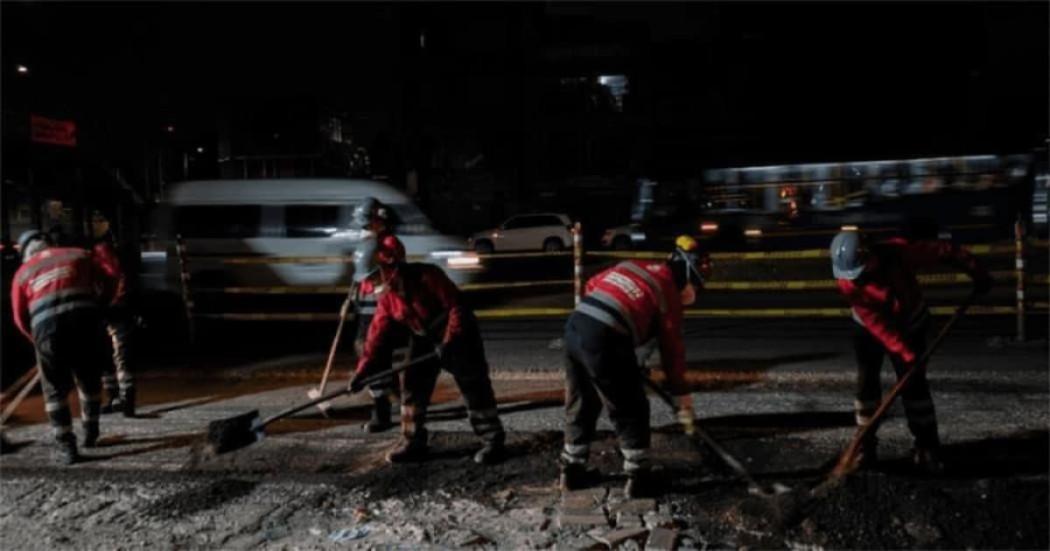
left=473, top=435, right=506, bottom=465
left=121, top=388, right=136, bottom=418
left=55, top=435, right=80, bottom=466
left=82, top=426, right=99, bottom=448
left=559, top=463, right=600, bottom=492
left=386, top=438, right=428, bottom=464
left=363, top=396, right=393, bottom=433
left=912, top=446, right=944, bottom=476
left=856, top=437, right=879, bottom=470
left=624, top=469, right=657, bottom=499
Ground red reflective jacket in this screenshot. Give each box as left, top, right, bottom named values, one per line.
left=92, top=239, right=127, bottom=306
left=578, top=260, right=687, bottom=393
left=837, top=237, right=987, bottom=364
left=11, top=247, right=120, bottom=341
left=355, top=262, right=465, bottom=376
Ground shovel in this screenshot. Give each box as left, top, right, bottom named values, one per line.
left=642, top=376, right=790, bottom=499
left=827, top=291, right=978, bottom=480
left=307, top=283, right=358, bottom=417
left=206, top=350, right=438, bottom=455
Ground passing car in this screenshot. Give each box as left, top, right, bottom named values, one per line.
left=470, top=213, right=573, bottom=253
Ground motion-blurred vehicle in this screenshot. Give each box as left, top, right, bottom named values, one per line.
left=603, top=154, right=1039, bottom=251
left=469, top=213, right=573, bottom=253
left=140, top=178, right=482, bottom=295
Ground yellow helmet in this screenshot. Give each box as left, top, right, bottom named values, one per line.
left=675, top=234, right=699, bottom=253
left=671, top=234, right=710, bottom=287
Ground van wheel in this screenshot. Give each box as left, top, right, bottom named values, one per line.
left=543, top=238, right=564, bottom=252
left=474, top=240, right=495, bottom=254
left=612, top=236, right=632, bottom=250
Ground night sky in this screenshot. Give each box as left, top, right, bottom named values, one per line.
left=3, top=2, right=1048, bottom=175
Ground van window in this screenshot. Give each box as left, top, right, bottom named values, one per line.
left=285, top=206, right=342, bottom=238
left=174, top=206, right=261, bottom=238
left=387, top=203, right=433, bottom=235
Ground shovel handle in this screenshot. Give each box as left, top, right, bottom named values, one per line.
left=0, top=368, right=41, bottom=426
left=260, top=350, right=438, bottom=428
left=642, top=376, right=767, bottom=492
left=832, top=291, right=978, bottom=476
left=317, top=283, right=359, bottom=394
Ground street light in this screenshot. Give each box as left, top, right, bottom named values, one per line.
left=16, top=64, right=28, bottom=75
left=196, top=147, right=204, bottom=154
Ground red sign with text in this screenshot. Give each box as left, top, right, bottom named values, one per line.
left=30, top=115, right=77, bottom=147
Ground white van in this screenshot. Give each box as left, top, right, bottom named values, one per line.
left=140, top=178, right=482, bottom=294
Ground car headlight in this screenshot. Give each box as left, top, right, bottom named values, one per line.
left=430, top=250, right=482, bottom=269
left=629, top=232, right=646, bottom=241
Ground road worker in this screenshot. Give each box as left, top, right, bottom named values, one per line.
left=560, top=235, right=710, bottom=498
left=349, top=235, right=506, bottom=464
left=830, top=230, right=992, bottom=474
left=10, top=230, right=121, bottom=464
left=91, top=209, right=136, bottom=417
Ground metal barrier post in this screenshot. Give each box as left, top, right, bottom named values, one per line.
left=1015, top=217, right=1026, bottom=342
left=573, top=222, right=582, bottom=306
left=175, top=234, right=196, bottom=345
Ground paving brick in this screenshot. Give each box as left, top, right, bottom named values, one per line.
left=559, top=510, right=611, bottom=528
left=645, top=527, right=679, bottom=551
left=616, top=511, right=644, bottom=528
left=611, top=498, right=657, bottom=515
left=591, top=527, right=649, bottom=548
left=562, top=487, right=608, bottom=509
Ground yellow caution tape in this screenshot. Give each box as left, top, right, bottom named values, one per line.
left=474, top=308, right=574, bottom=319
left=192, top=272, right=1044, bottom=295
left=460, top=280, right=574, bottom=291
left=476, top=251, right=573, bottom=259
left=194, top=303, right=1044, bottom=321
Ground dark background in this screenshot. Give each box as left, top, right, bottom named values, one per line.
left=2, top=2, right=1047, bottom=234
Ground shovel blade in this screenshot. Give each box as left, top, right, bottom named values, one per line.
left=206, top=409, right=262, bottom=455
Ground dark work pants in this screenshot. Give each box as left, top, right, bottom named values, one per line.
left=562, top=312, right=651, bottom=473
left=853, top=321, right=939, bottom=448
left=399, top=311, right=504, bottom=446
left=34, top=311, right=107, bottom=443
left=101, top=310, right=135, bottom=399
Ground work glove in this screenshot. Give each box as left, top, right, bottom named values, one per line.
left=676, top=394, right=696, bottom=436
left=973, top=274, right=994, bottom=296
left=433, top=342, right=448, bottom=361
left=348, top=371, right=368, bottom=393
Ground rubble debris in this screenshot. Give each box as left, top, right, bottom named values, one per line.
left=592, top=527, right=649, bottom=548
left=645, top=527, right=679, bottom=551
left=328, top=525, right=370, bottom=542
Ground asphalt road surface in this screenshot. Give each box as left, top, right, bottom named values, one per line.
left=1, top=314, right=1046, bottom=549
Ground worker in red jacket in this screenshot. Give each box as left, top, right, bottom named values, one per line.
left=90, top=209, right=136, bottom=417
left=350, top=198, right=400, bottom=433
left=10, top=230, right=121, bottom=464
left=561, top=235, right=710, bottom=498
left=831, top=230, right=992, bottom=473
left=349, top=235, right=506, bottom=465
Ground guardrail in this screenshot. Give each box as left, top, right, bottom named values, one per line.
left=174, top=229, right=1048, bottom=343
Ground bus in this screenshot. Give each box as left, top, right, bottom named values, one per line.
left=603, top=153, right=1040, bottom=251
